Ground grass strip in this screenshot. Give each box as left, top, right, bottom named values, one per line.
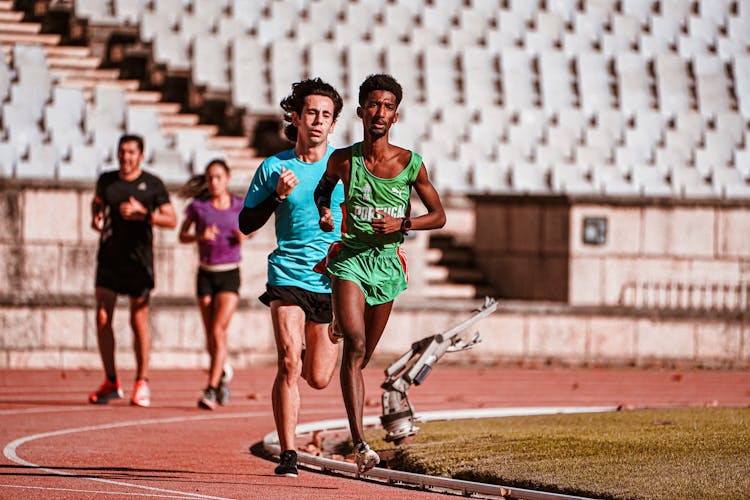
left=366, top=407, right=750, bottom=499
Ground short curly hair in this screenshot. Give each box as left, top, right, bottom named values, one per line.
left=358, top=74, right=403, bottom=108
left=280, top=78, right=344, bottom=142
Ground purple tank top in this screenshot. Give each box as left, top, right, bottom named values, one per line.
left=184, top=195, right=244, bottom=265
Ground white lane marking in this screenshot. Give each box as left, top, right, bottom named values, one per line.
left=0, top=483, right=201, bottom=498
left=3, top=412, right=270, bottom=500
left=0, top=406, right=113, bottom=416
left=3, top=408, right=336, bottom=500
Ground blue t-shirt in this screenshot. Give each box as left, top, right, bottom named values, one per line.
left=243, top=146, right=344, bottom=293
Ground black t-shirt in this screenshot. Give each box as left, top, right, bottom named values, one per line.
left=96, top=170, right=170, bottom=273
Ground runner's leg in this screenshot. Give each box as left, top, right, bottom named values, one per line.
left=333, top=278, right=368, bottom=444
left=302, top=321, right=338, bottom=389
left=362, top=301, right=394, bottom=368
left=270, top=301, right=306, bottom=451
left=208, top=292, right=238, bottom=388
left=95, top=287, right=118, bottom=378
left=130, top=296, right=151, bottom=381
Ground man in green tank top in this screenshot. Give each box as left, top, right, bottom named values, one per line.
left=314, top=74, right=446, bottom=475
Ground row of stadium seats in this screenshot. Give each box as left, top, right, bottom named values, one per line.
left=13, top=0, right=749, bottom=197
left=0, top=41, right=243, bottom=183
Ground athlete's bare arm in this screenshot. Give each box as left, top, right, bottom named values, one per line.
left=409, top=163, right=446, bottom=231
left=91, top=195, right=104, bottom=232
left=316, top=147, right=351, bottom=232
left=151, top=202, right=178, bottom=229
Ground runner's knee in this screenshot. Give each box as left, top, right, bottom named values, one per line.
left=278, top=350, right=303, bottom=378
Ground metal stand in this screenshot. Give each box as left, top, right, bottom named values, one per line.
left=380, top=297, right=498, bottom=443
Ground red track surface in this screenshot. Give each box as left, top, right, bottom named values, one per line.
left=1, top=367, right=749, bottom=499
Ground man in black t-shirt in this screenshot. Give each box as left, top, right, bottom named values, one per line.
left=89, top=134, right=177, bottom=407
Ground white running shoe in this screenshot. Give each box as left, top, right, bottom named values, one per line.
left=354, top=441, right=380, bottom=476
left=221, top=362, right=233, bottom=383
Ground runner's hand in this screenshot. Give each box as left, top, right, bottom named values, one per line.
left=202, top=224, right=218, bottom=242
left=276, top=166, right=299, bottom=198
left=319, top=207, right=334, bottom=232
left=372, top=210, right=401, bottom=234
left=120, top=196, right=148, bottom=220
left=91, top=211, right=104, bottom=232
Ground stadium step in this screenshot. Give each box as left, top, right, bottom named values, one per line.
left=0, top=10, right=22, bottom=22
left=126, top=90, right=163, bottom=104
left=0, top=20, right=39, bottom=33
left=424, top=233, right=497, bottom=300
left=1, top=0, right=264, bottom=189
left=0, top=31, right=60, bottom=45
left=129, top=101, right=182, bottom=114
left=47, top=55, right=101, bottom=70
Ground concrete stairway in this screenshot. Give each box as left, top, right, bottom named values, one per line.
left=0, top=0, right=264, bottom=183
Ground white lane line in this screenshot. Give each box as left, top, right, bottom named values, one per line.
left=3, top=412, right=271, bottom=500
left=0, top=406, right=113, bottom=416
left=3, top=408, right=337, bottom=500
left=0, top=483, right=201, bottom=498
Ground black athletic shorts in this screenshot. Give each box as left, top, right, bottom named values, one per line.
left=95, top=266, right=153, bottom=299
left=197, top=268, right=241, bottom=297
left=259, top=285, right=333, bottom=324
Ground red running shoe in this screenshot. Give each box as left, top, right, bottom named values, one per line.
left=130, top=379, right=151, bottom=407
left=89, top=378, right=123, bottom=404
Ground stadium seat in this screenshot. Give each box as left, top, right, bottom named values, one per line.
left=152, top=31, right=190, bottom=71
left=307, top=41, right=344, bottom=96
left=428, top=159, right=472, bottom=195
left=230, top=36, right=269, bottom=111
left=384, top=45, right=421, bottom=102
left=58, top=144, right=101, bottom=181
left=510, top=162, right=549, bottom=193
left=75, top=0, right=118, bottom=24
left=732, top=56, right=750, bottom=118
left=268, top=38, right=305, bottom=108
left=487, top=10, right=524, bottom=51
left=539, top=50, right=575, bottom=114
left=113, top=0, right=147, bottom=25
left=693, top=55, right=731, bottom=116
left=193, top=34, right=230, bottom=93
left=424, top=46, right=457, bottom=110
left=670, top=165, right=713, bottom=197
left=229, top=0, right=266, bottom=30
left=0, top=141, right=17, bottom=178
left=461, top=46, right=500, bottom=110
left=472, top=160, right=510, bottom=193
left=501, top=48, right=536, bottom=111
left=655, top=53, right=691, bottom=116
left=550, top=163, right=596, bottom=194
left=577, top=52, right=613, bottom=114
left=17, top=142, right=59, bottom=179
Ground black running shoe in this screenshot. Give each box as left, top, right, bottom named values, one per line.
left=274, top=450, right=298, bottom=477
left=217, top=381, right=230, bottom=406
left=198, top=386, right=219, bottom=410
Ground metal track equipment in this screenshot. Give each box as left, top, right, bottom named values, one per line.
left=380, top=297, right=497, bottom=444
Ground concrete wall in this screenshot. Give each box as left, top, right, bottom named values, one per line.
left=473, top=195, right=750, bottom=311
left=3, top=183, right=748, bottom=369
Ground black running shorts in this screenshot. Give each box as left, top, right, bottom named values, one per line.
left=95, top=266, right=153, bottom=299
left=259, top=285, right=333, bottom=324
left=196, top=268, right=241, bottom=297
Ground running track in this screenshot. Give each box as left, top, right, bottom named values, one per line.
left=1, top=367, right=749, bottom=499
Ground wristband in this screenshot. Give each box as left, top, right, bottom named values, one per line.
left=271, top=192, right=286, bottom=204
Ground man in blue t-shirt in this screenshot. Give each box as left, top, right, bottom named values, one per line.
left=239, top=78, right=344, bottom=478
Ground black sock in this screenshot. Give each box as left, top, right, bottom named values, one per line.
left=106, top=374, right=117, bottom=383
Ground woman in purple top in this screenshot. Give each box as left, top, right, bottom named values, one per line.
left=179, top=159, right=248, bottom=410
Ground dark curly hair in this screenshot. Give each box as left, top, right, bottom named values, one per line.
left=358, top=74, right=403, bottom=108
left=280, top=78, right=343, bottom=142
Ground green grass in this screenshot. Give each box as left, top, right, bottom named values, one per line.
left=365, top=408, right=750, bottom=500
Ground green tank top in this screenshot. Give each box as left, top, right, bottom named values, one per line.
left=342, top=142, right=422, bottom=250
